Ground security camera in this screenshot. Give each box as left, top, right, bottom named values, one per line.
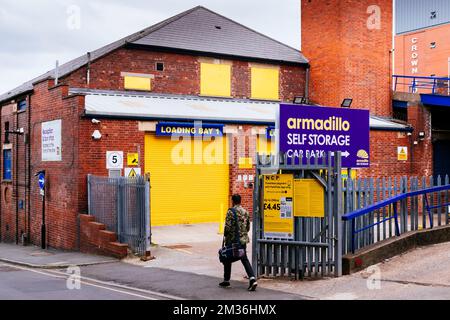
left=91, top=119, right=101, bottom=124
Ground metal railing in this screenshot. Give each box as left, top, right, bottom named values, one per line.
left=253, top=152, right=344, bottom=279
left=87, top=175, right=151, bottom=256
left=393, top=75, right=450, bottom=95
left=342, top=175, right=450, bottom=254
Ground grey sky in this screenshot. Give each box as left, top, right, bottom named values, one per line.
left=0, top=0, right=301, bottom=94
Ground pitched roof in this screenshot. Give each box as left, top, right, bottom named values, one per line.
left=130, top=6, right=308, bottom=64
left=0, top=6, right=307, bottom=104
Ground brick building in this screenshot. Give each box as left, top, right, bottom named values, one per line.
left=0, top=4, right=435, bottom=254
left=301, top=0, right=433, bottom=178
left=392, top=0, right=450, bottom=178
left=0, top=6, right=311, bottom=250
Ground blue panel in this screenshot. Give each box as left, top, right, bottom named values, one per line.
left=3, top=149, right=12, bottom=180
left=420, top=94, right=450, bottom=107
left=266, top=126, right=275, bottom=139
left=156, top=121, right=224, bottom=137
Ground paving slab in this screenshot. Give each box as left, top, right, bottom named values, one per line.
left=0, top=243, right=117, bottom=269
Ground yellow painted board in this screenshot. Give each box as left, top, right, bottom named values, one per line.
left=294, top=179, right=325, bottom=218
left=127, top=153, right=139, bottom=166
left=257, top=135, right=275, bottom=155
left=238, top=157, right=253, bottom=169
left=145, top=134, right=229, bottom=226
left=251, top=67, right=279, bottom=100
left=200, top=63, right=231, bottom=97
left=124, top=76, right=151, bottom=91
left=263, top=174, right=294, bottom=239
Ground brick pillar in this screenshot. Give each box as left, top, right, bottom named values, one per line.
left=302, top=0, right=393, bottom=116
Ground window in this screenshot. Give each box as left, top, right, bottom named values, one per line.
left=430, top=42, right=437, bottom=49
left=200, top=63, right=231, bottom=97
left=156, top=62, right=164, bottom=72
left=17, top=99, right=27, bottom=112
left=3, top=149, right=12, bottom=180
left=430, top=11, right=437, bottom=19
left=393, top=100, right=408, bottom=122
left=122, top=72, right=153, bottom=91
left=251, top=66, right=279, bottom=100
left=4, top=122, right=9, bottom=144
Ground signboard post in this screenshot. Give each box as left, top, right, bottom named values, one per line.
left=262, top=174, right=294, bottom=239
left=35, top=170, right=46, bottom=249
left=279, top=104, right=370, bottom=168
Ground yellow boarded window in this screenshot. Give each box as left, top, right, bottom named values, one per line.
left=251, top=67, right=279, bottom=100
left=124, top=76, right=151, bottom=91
left=200, top=63, right=231, bottom=97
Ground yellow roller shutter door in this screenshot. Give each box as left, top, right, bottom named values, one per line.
left=145, top=134, right=229, bottom=226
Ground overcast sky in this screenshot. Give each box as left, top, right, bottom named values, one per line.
left=0, top=0, right=301, bottom=94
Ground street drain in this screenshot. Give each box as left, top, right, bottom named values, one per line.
left=163, top=244, right=192, bottom=250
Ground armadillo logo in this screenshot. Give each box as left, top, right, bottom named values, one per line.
left=357, top=149, right=369, bottom=159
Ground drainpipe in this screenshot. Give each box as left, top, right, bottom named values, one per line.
left=15, top=103, right=19, bottom=244
left=86, top=52, right=91, bottom=86
left=305, top=65, right=310, bottom=104
left=26, top=94, right=31, bottom=244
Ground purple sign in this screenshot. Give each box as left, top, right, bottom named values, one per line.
left=279, top=104, right=370, bottom=168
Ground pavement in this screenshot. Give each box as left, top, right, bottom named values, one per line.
left=0, top=243, right=117, bottom=268
left=1, top=223, right=450, bottom=300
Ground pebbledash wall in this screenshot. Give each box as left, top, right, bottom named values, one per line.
left=0, top=47, right=307, bottom=249
left=301, top=0, right=432, bottom=178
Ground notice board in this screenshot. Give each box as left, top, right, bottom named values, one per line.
left=262, top=174, right=294, bottom=239
left=293, top=179, right=325, bottom=218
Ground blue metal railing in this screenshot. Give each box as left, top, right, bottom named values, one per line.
left=393, top=75, right=450, bottom=95
left=342, top=184, right=450, bottom=254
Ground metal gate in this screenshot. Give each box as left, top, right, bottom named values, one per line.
left=87, top=174, right=151, bottom=256
left=252, top=152, right=343, bottom=279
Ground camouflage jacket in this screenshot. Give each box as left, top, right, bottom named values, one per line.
left=224, top=205, right=250, bottom=246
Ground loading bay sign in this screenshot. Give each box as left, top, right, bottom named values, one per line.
left=279, top=104, right=370, bottom=168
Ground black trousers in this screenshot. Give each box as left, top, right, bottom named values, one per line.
left=223, top=246, right=255, bottom=282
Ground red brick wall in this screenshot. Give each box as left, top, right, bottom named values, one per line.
left=77, top=118, right=145, bottom=214
left=27, top=80, right=83, bottom=250
left=302, top=0, right=393, bottom=116
left=360, top=130, right=412, bottom=178
left=0, top=97, right=31, bottom=244
left=395, top=23, right=450, bottom=80
left=1, top=47, right=305, bottom=251
left=407, top=104, right=433, bottom=176
left=64, top=48, right=306, bottom=102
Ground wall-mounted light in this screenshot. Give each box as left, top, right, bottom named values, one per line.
left=92, top=130, right=102, bottom=140
left=418, top=131, right=426, bottom=140
left=293, top=96, right=307, bottom=104
left=341, top=98, right=353, bottom=108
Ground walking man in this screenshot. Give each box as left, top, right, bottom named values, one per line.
left=219, top=194, right=257, bottom=291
